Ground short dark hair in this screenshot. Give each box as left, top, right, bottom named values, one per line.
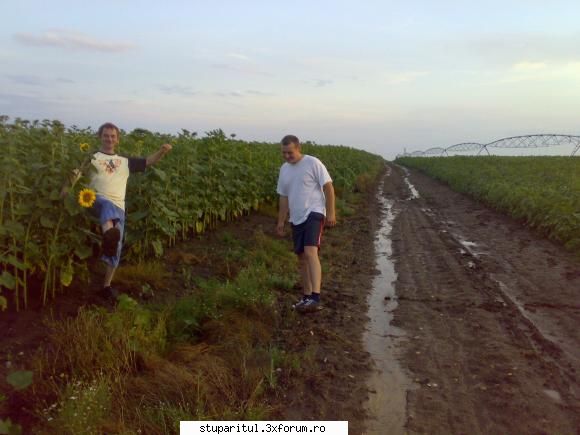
left=281, top=135, right=300, bottom=147
left=97, top=122, right=120, bottom=138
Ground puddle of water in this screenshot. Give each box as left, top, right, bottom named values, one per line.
left=404, top=178, right=420, bottom=199
left=363, top=178, right=411, bottom=435
left=451, top=234, right=487, bottom=258
left=398, top=165, right=420, bottom=199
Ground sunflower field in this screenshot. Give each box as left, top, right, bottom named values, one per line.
left=0, top=117, right=384, bottom=311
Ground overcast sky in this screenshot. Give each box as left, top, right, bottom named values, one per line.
left=2, top=0, right=580, bottom=159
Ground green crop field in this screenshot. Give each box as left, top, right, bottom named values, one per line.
left=0, top=117, right=384, bottom=311
left=395, top=156, right=580, bottom=255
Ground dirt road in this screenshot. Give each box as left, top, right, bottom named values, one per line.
left=385, top=162, right=580, bottom=434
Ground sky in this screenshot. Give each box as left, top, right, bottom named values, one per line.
left=1, top=0, right=580, bottom=160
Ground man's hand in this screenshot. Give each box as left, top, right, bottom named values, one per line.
left=325, top=212, right=337, bottom=228
left=276, top=222, right=285, bottom=237
left=60, top=169, right=82, bottom=199
left=147, top=144, right=173, bottom=166
left=323, top=182, right=336, bottom=229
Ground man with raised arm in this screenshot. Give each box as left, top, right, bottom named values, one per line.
left=63, top=122, right=172, bottom=299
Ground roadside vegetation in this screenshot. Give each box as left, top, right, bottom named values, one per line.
left=396, top=156, right=580, bottom=254
left=3, top=230, right=297, bottom=433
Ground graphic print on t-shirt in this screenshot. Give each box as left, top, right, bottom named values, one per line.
left=99, top=158, right=122, bottom=174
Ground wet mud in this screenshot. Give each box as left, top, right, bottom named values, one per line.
left=386, top=163, right=580, bottom=434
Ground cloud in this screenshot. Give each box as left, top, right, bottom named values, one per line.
left=511, top=61, right=547, bottom=72
left=314, top=79, right=333, bottom=87
left=211, top=63, right=273, bottom=77
left=227, top=53, right=250, bottom=61
left=0, top=92, right=61, bottom=114
left=500, top=61, right=580, bottom=83
left=246, top=90, right=273, bottom=96
left=157, top=85, right=271, bottom=99
left=13, top=29, right=136, bottom=53
left=4, top=74, right=75, bottom=86
left=158, top=85, right=198, bottom=96
left=301, top=79, right=333, bottom=88
left=5, top=74, right=44, bottom=86
left=386, top=71, right=429, bottom=84
left=462, top=33, right=580, bottom=65
left=212, top=89, right=273, bottom=98
left=214, top=91, right=244, bottom=98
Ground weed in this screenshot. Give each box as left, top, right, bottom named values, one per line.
left=218, top=231, right=239, bottom=246
left=266, top=272, right=295, bottom=291
left=43, top=377, right=111, bottom=434
left=257, top=201, right=278, bottom=219
left=137, top=399, right=195, bottom=434
left=18, top=226, right=311, bottom=433
left=113, top=261, right=168, bottom=292
left=39, top=296, right=167, bottom=381
left=336, top=196, right=355, bottom=217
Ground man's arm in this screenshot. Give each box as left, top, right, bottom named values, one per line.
left=323, top=182, right=336, bottom=227
left=146, top=143, right=172, bottom=166
left=60, top=156, right=92, bottom=198
left=60, top=169, right=82, bottom=198
left=277, top=196, right=289, bottom=236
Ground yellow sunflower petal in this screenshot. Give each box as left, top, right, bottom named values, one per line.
left=78, top=188, right=96, bottom=208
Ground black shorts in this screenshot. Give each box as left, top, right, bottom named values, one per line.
left=291, top=212, right=325, bottom=254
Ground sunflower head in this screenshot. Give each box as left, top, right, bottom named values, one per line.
left=78, top=188, right=96, bottom=208
left=79, top=142, right=90, bottom=152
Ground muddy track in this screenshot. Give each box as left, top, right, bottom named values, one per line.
left=386, top=163, right=580, bottom=434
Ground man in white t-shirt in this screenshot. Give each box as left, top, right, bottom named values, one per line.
left=64, top=122, right=172, bottom=300
left=276, top=135, right=336, bottom=312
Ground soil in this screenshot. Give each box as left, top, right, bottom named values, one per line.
left=386, top=163, right=580, bottom=435
left=1, top=161, right=579, bottom=435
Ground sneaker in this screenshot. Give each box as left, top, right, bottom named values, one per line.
left=297, top=298, right=323, bottom=313
left=100, top=286, right=119, bottom=300
left=292, top=296, right=310, bottom=310
left=102, top=227, right=121, bottom=257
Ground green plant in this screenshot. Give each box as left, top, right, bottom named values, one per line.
left=0, top=371, right=32, bottom=435
left=45, top=377, right=111, bottom=435
left=0, top=418, right=22, bottom=435
left=40, top=296, right=167, bottom=381
left=6, top=371, right=33, bottom=391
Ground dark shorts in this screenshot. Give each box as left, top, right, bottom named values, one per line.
left=291, top=212, right=325, bottom=255
left=90, top=195, right=126, bottom=268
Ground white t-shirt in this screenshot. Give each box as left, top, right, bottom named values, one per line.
left=276, top=155, right=332, bottom=225
left=89, top=152, right=146, bottom=210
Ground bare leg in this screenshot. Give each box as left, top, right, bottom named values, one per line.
left=299, top=253, right=313, bottom=295
left=303, top=246, right=322, bottom=294
left=103, top=265, right=116, bottom=287
left=101, top=220, right=114, bottom=233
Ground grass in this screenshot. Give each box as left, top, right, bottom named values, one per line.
left=112, top=261, right=169, bottom=291
left=43, top=377, right=111, bottom=434
left=18, top=229, right=299, bottom=434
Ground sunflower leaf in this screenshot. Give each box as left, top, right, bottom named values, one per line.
left=6, top=371, right=33, bottom=391
left=40, top=215, right=54, bottom=228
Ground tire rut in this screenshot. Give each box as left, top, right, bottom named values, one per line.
left=387, top=163, right=580, bottom=434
